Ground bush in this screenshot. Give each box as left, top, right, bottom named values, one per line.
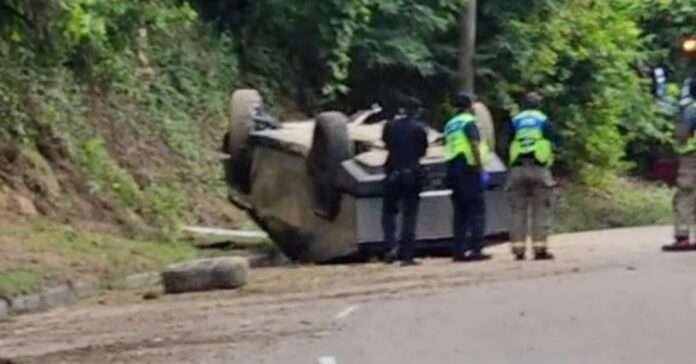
left=554, top=177, right=672, bottom=233
left=77, top=138, right=141, bottom=207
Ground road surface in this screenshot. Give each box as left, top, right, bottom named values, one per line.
left=2, top=226, right=696, bottom=364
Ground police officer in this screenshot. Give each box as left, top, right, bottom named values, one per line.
left=382, top=97, right=429, bottom=266
left=664, top=78, right=696, bottom=251
left=506, top=92, right=557, bottom=260
left=444, top=92, right=491, bottom=262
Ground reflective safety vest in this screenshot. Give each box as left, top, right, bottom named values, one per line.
left=509, top=109, right=554, bottom=167
left=444, top=113, right=491, bottom=166
left=677, top=101, right=696, bottom=155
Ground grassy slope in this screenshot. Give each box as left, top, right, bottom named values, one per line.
left=554, top=177, right=672, bottom=233
left=0, top=220, right=197, bottom=298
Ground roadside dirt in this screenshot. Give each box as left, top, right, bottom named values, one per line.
left=0, top=226, right=668, bottom=364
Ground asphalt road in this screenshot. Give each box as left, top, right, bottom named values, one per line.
left=3, top=226, right=696, bottom=364
left=250, top=228, right=696, bottom=364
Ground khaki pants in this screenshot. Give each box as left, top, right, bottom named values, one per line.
left=674, top=156, right=696, bottom=239
left=506, top=164, right=555, bottom=254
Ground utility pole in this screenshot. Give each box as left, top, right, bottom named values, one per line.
left=459, top=0, right=477, bottom=94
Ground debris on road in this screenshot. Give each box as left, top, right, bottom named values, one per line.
left=142, top=291, right=161, bottom=301
left=161, top=257, right=249, bottom=294
left=181, top=226, right=270, bottom=248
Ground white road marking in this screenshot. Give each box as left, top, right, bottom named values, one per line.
left=318, top=356, right=337, bottom=364
left=335, top=305, right=360, bottom=320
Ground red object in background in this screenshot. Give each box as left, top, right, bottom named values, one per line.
left=652, top=158, right=678, bottom=186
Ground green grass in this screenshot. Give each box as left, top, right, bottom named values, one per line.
left=553, top=176, right=672, bottom=233
left=0, top=271, right=43, bottom=298
left=0, top=222, right=198, bottom=298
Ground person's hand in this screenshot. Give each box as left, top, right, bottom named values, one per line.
left=480, top=171, right=491, bottom=187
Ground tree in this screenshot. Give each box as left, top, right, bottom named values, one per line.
left=459, top=0, right=476, bottom=93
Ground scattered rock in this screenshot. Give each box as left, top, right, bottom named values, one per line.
left=11, top=194, right=38, bottom=217
left=161, top=257, right=249, bottom=294
left=626, top=266, right=637, bottom=271
left=142, top=291, right=160, bottom=301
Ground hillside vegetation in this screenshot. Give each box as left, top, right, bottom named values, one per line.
left=0, top=1, right=693, bottom=292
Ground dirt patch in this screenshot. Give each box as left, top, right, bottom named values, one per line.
left=0, top=130, right=121, bottom=229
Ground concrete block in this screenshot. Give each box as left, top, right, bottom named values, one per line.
left=71, top=279, right=100, bottom=299
left=10, top=293, right=41, bottom=315
left=162, top=257, right=249, bottom=294
left=0, top=299, right=8, bottom=320
left=40, top=285, right=77, bottom=309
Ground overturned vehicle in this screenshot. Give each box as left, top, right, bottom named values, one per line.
left=222, top=89, right=510, bottom=262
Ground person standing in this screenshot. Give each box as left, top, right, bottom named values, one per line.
left=444, top=92, right=491, bottom=262
left=506, top=92, right=557, bottom=260
left=382, top=98, right=429, bottom=266
left=664, top=78, right=696, bottom=251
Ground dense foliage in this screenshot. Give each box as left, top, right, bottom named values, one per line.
left=1, top=0, right=694, bottom=183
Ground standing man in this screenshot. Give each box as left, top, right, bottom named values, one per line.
left=664, top=78, right=696, bottom=251
left=444, top=92, right=491, bottom=262
left=382, top=97, right=429, bottom=266
left=506, top=92, right=557, bottom=261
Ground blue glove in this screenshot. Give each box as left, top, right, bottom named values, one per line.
left=480, top=171, right=491, bottom=187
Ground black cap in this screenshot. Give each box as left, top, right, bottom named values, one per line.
left=524, top=92, right=544, bottom=108
left=454, top=91, right=476, bottom=109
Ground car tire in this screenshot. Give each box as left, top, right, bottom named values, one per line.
left=225, top=89, right=262, bottom=194
left=307, top=112, right=354, bottom=220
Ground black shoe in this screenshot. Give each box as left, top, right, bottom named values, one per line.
left=662, top=239, right=696, bottom=252
left=384, top=247, right=399, bottom=264
left=400, top=260, right=421, bottom=267
left=452, top=255, right=467, bottom=263
left=534, top=249, right=554, bottom=261
left=467, top=252, right=492, bottom=262
left=514, top=252, right=525, bottom=261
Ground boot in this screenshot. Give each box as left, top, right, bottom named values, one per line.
left=662, top=236, right=696, bottom=252
left=467, top=250, right=492, bottom=262
left=400, top=259, right=421, bottom=267
left=512, top=245, right=526, bottom=261
left=514, top=250, right=526, bottom=261
left=533, top=247, right=554, bottom=261
left=383, top=246, right=399, bottom=264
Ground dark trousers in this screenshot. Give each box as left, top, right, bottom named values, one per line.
left=447, top=158, right=486, bottom=257
left=382, top=169, right=422, bottom=261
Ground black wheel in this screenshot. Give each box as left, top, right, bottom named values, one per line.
left=307, top=112, right=354, bottom=220
left=225, top=89, right=262, bottom=193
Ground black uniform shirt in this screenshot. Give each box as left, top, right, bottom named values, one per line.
left=382, top=116, right=428, bottom=173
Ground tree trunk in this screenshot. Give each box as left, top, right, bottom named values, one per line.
left=459, top=0, right=477, bottom=94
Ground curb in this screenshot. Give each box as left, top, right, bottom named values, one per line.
left=0, top=253, right=280, bottom=320
left=0, top=298, right=8, bottom=320
left=0, top=273, right=158, bottom=320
